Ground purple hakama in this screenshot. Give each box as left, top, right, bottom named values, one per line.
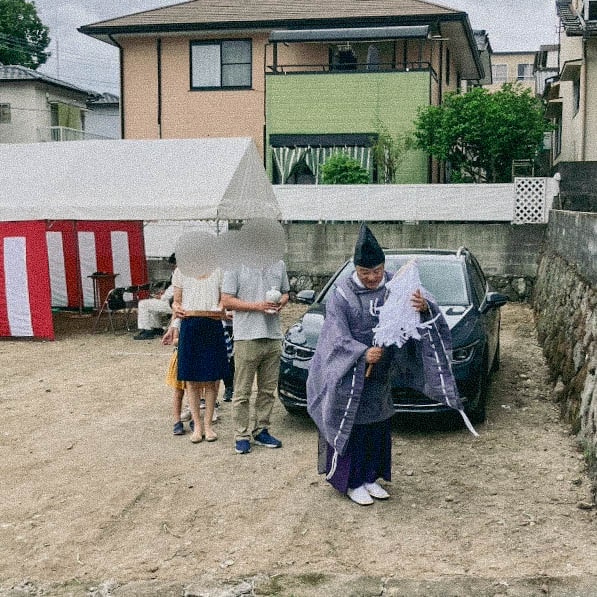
left=324, top=419, right=392, bottom=493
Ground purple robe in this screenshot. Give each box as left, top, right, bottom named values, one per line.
left=306, top=273, right=395, bottom=459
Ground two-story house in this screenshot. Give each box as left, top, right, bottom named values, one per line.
left=541, top=1, right=597, bottom=210
left=80, top=0, right=485, bottom=183
left=0, top=65, right=99, bottom=143
left=485, top=51, right=537, bottom=93
left=548, top=0, right=597, bottom=164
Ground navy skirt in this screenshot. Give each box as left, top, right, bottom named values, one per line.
left=178, top=317, right=230, bottom=382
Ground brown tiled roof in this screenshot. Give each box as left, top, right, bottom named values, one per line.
left=80, top=0, right=463, bottom=32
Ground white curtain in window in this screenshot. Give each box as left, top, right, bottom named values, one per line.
left=305, top=146, right=372, bottom=183
left=273, top=145, right=373, bottom=184
left=192, top=44, right=221, bottom=87
left=272, top=147, right=307, bottom=184
left=340, top=146, right=372, bottom=173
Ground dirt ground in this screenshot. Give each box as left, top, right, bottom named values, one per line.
left=1, top=303, right=596, bottom=597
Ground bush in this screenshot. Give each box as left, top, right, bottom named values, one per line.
left=320, top=152, right=370, bottom=184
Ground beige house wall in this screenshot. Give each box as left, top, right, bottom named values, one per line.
left=121, top=37, right=160, bottom=139
left=485, top=52, right=535, bottom=93
left=586, top=42, right=597, bottom=161
left=554, top=29, right=597, bottom=163
left=120, top=33, right=268, bottom=155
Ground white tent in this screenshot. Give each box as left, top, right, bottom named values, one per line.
left=0, top=137, right=280, bottom=221
left=0, top=137, right=279, bottom=339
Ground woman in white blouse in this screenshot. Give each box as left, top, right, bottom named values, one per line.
left=171, top=267, right=229, bottom=443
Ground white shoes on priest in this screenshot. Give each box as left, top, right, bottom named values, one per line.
left=347, top=485, right=374, bottom=505
left=347, top=482, right=390, bottom=505
left=364, top=482, right=390, bottom=500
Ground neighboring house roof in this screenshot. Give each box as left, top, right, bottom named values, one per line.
left=0, top=65, right=93, bottom=96
left=556, top=0, right=597, bottom=36
left=473, top=29, right=493, bottom=54
left=87, top=92, right=120, bottom=106
left=473, top=29, right=492, bottom=85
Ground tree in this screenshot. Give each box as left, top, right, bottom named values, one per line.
left=370, top=118, right=413, bottom=183
left=320, top=152, right=370, bottom=184
left=0, top=0, right=50, bottom=69
left=413, top=83, right=552, bottom=183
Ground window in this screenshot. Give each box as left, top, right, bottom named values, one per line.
left=492, top=64, right=507, bottom=83
left=573, top=77, right=581, bottom=115
left=190, top=39, right=252, bottom=89
left=468, top=258, right=487, bottom=306
left=588, top=0, right=597, bottom=20
left=445, top=48, right=450, bottom=85
left=517, top=63, right=533, bottom=81
left=0, top=103, right=10, bottom=123
left=554, top=118, right=562, bottom=157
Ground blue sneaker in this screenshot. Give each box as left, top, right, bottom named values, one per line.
left=253, top=429, right=282, bottom=448
left=189, top=419, right=194, bottom=433
left=173, top=421, right=184, bottom=435
left=235, top=440, right=251, bottom=454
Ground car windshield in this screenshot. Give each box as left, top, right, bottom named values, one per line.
left=319, top=255, right=469, bottom=306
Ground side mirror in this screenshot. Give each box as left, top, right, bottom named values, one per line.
left=295, top=289, right=316, bottom=305
left=480, top=291, right=509, bottom=313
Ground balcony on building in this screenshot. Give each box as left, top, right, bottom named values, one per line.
left=266, top=25, right=437, bottom=78
left=264, top=25, right=447, bottom=185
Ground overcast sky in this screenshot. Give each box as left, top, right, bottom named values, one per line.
left=34, top=0, right=559, bottom=95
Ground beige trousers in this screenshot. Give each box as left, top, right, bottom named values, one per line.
left=232, top=338, right=282, bottom=441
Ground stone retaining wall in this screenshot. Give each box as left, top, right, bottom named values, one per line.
left=533, top=210, right=597, bottom=493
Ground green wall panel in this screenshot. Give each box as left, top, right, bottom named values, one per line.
left=266, top=71, right=430, bottom=183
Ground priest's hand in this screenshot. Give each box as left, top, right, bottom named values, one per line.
left=365, top=346, right=384, bottom=364
left=411, top=289, right=429, bottom=313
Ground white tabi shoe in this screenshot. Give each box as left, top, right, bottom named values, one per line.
left=347, top=485, right=374, bottom=505
left=364, top=482, right=390, bottom=500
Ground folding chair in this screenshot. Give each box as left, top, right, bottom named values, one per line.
left=93, top=283, right=151, bottom=334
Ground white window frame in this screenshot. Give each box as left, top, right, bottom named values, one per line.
left=190, top=39, right=252, bottom=90
left=492, top=64, right=508, bottom=83
left=517, top=63, right=533, bottom=81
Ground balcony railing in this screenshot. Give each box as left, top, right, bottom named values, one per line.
left=39, top=126, right=116, bottom=142
left=267, top=61, right=436, bottom=79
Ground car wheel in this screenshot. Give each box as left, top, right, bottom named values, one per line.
left=467, top=353, right=489, bottom=424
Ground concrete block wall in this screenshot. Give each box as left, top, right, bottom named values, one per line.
left=533, top=210, right=597, bottom=495
left=283, top=221, right=546, bottom=301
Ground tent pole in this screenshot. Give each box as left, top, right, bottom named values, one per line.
left=74, top=221, right=84, bottom=315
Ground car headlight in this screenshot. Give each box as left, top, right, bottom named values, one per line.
left=451, top=340, right=480, bottom=364
left=282, top=341, right=314, bottom=361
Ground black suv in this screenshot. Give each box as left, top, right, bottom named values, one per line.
left=278, top=248, right=508, bottom=423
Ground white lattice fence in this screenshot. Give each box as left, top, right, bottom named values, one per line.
left=514, top=177, right=550, bottom=224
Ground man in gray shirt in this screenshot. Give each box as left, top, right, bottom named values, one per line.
left=221, top=260, right=290, bottom=454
